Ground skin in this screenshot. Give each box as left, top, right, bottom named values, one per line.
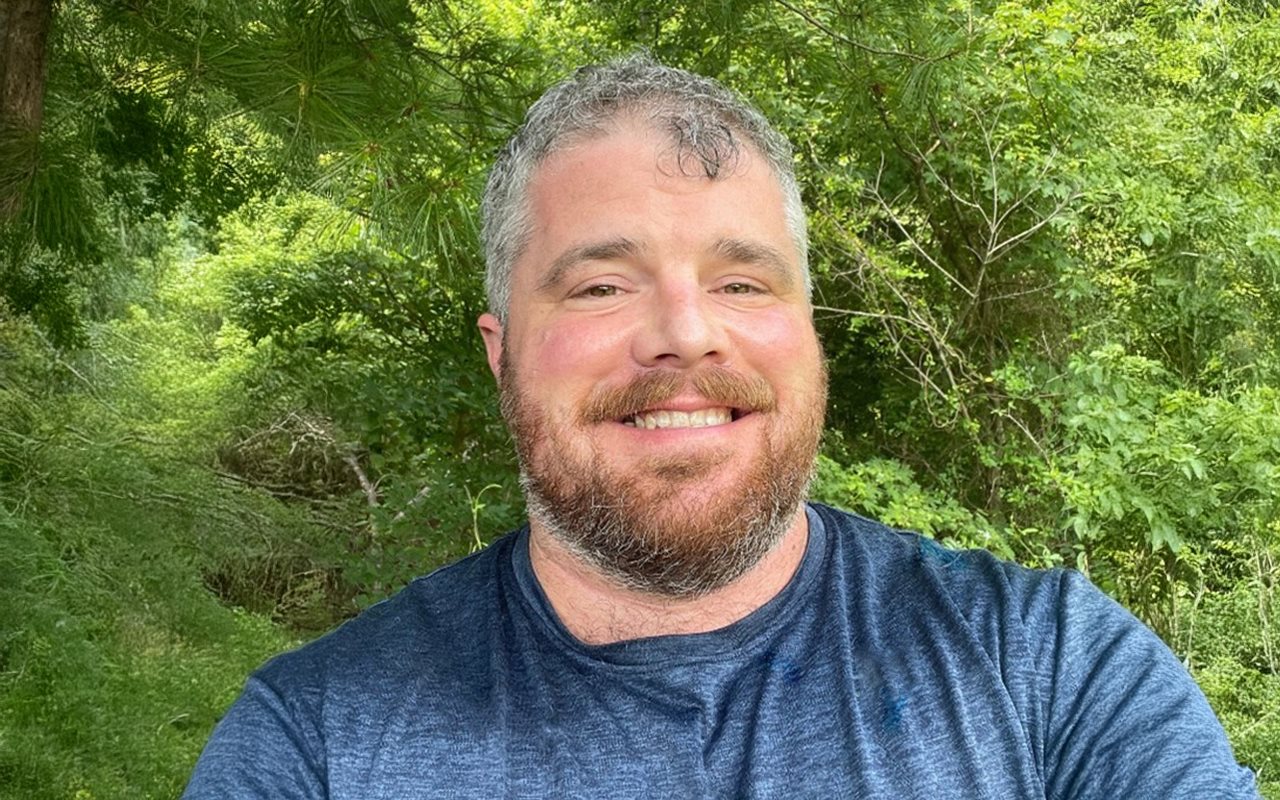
left=478, top=122, right=826, bottom=644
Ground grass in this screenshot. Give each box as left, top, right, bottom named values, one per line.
left=0, top=433, right=320, bottom=798
left=0, top=310, right=336, bottom=798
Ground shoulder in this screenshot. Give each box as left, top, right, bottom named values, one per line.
left=809, top=501, right=1074, bottom=623
left=253, top=531, right=520, bottom=700
left=807, top=502, right=1124, bottom=696
left=809, top=504, right=1259, bottom=797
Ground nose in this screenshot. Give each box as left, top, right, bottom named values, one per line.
left=632, top=281, right=730, bottom=368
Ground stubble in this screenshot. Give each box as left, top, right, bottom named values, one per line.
left=500, top=349, right=827, bottom=598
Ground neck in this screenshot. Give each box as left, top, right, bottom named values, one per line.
left=526, top=508, right=810, bottom=645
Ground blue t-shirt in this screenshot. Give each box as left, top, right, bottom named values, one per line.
left=184, top=504, right=1260, bottom=798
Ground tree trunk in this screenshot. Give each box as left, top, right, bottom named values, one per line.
left=0, top=0, right=54, bottom=221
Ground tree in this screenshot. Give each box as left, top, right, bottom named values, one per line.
left=0, top=0, right=536, bottom=344
left=0, top=0, right=53, bottom=220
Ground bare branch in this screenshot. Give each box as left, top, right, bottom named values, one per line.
left=342, top=454, right=379, bottom=508
left=870, top=155, right=977, bottom=299
left=982, top=281, right=1056, bottom=303
left=986, top=192, right=1079, bottom=261
left=390, top=483, right=432, bottom=524
left=814, top=304, right=941, bottom=334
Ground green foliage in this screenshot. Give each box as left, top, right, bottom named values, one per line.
left=963, top=344, right=1280, bottom=636
left=1198, top=658, right=1280, bottom=799
left=3, top=0, right=533, bottom=351
left=1055, top=347, right=1280, bottom=555
left=3, top=0, right=1279, bottom=795
left=1189, top=541, right=1280, bottom=797
left=202, top=193, right=522, bottom=604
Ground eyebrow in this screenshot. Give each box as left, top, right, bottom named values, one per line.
left=710, top=237, right=796, bottom=292
left=536, top=237, right=645, bottom=292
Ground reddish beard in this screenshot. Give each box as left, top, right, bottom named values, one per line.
left=500, top=351, right=827, bottom=598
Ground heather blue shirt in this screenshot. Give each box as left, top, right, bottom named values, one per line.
left=184, top=504, right=1260, bottom=798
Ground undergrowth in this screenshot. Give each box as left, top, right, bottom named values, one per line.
left=0, top=292, right=343, bottom=797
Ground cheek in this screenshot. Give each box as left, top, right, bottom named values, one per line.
left=730, top=315, right=824, bottom=411
left=731, top=310, right=820, bottom=375
left=523, top=317, right=632, bottom=384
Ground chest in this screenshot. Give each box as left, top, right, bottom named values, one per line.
left=321, top=635, right=1046, bottom=800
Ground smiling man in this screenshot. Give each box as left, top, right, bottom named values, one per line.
left=478, top=117, right=827, bottom=637
left=184, top=55, right=1261, bottom=799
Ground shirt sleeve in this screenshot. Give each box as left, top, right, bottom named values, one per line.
left=182, top=674, right=327, bottom=800
left=1032, top=569, right=1261, bottom=800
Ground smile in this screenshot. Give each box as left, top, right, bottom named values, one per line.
left=621, top=408, right=735, bottom=429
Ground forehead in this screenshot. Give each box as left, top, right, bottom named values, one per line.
left=530, top=118, right=774, bottom=196
left=514, top=123, right=794, bottom=285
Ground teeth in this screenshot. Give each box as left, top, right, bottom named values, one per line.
left=625, top=408, right=733, bottom=429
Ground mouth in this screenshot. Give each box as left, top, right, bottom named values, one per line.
left=620, top=407, right=742, bottom=430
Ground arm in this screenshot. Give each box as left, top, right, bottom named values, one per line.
left=1035, top=570, right=1260, bottom=800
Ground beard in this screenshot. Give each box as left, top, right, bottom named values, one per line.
left=500, top=349, right=827, bottom=598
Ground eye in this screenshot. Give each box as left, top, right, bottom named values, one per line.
left=574, top=283, right=620, bottom=299
left=721, top=282, right=764, bottom=295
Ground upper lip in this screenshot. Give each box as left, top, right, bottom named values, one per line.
left=630, top=397, right=734, bottom=414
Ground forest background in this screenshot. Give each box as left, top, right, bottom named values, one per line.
left=1, top=0, right=1279, bottom=796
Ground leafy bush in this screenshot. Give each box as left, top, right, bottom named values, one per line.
left=810, top=454, right=1013, bottom=557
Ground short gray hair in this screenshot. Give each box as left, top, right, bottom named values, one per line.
left=481, top=53, right=809, bottom=321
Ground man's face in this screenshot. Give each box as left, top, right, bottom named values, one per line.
left=479, top=122, right=827, bottom=596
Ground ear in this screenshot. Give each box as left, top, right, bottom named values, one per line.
left=477, top=313, right=505, bottom=381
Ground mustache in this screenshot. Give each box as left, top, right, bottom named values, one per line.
left=580, top=368, right=776, bottom=424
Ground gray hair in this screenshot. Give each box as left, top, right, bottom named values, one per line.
left=481, top=53, right=809, bottom=321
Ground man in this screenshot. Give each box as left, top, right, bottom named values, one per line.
left=184, top=55, right=1261, bottom=798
